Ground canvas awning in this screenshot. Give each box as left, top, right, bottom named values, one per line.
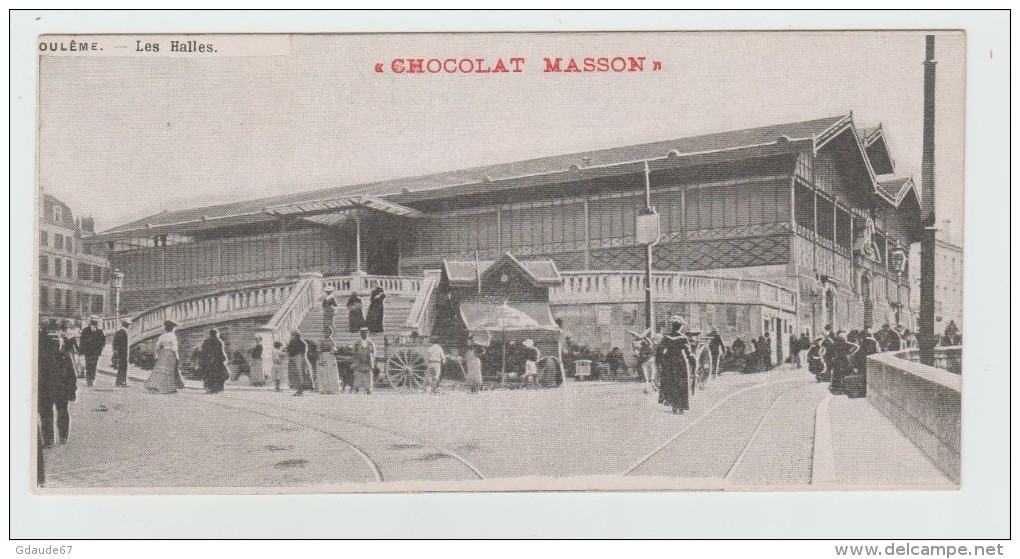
left=459, top=301, right=560, bottom=336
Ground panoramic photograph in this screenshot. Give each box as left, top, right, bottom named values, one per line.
left=33, top=30, right=965, bottom=493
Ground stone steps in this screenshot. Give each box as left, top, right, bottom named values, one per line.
left=299, top=297, right=415, bottom=340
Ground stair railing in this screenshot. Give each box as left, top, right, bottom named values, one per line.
left=119, top=278, right=300, bottom=345
left=404, top=269, right=442, bottom=337
left=255, top=273, right=323, bottom=364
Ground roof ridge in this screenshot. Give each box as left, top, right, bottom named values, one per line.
left=98, top=114, right=849, bottom=236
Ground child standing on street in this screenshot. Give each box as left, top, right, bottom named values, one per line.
left=271, top=341, right=288, bottom=392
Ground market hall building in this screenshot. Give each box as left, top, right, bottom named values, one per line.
left=86, top=114, right=922, bottom=365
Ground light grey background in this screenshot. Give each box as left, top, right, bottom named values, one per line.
left=36, top=31, right=965, bottom=245
left=10, top=10, right=1009, bottom=539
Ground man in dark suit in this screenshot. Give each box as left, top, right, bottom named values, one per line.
left=79, top=317, right=106, bottom=387
left=112, top=319, right=131, bottom=387
left=38, top=325, right=78, bottom=448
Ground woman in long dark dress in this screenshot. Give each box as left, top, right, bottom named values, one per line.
left=858, top=329, right=880, bottom=366
left=829, top=331, right=859, bottom=395
left=807, top=337, right=828, bottom=382
left=656, top=316, right=692, bottom=414
left=366, top=287, right=385, bottom=333
left=286, top=331, right=314, bottom=396
left=345, top=292, right=364, bottom=333
left=200, top=329, right=230, bottom=394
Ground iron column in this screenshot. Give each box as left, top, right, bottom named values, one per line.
left=918, top=35, right=938, bottom=366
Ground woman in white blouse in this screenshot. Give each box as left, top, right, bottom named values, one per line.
left=145, top=320, right=184, bottom=394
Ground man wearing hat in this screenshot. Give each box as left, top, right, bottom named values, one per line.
left=112, top=319, right=132, bottom=387
left=425, top=339, right=446, bottom=393
left=79, top=316, right=107, bottom=388
left=38, top=322, right=78, bottom=448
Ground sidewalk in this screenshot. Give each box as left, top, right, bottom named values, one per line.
left=821, top=393, right=954, bottom=487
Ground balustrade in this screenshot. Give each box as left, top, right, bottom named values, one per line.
left=123, top=280, right=295, bottom=343
left=262, top=275, right=319, bottom=345
left=113, top=271, right=430, bottom=348
left=322, top=274, right=422, bottom=297
left=550, top=270, right=796, bottom=311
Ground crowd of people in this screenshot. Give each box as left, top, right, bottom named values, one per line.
left=727, top=333, right=776, bottom=375
left=38, top=296, right=963, bottom=446
left=561, top=341, right=630, bottom=380
left=623, top=317, right=948, bottom=413
left=796, top=323, right=912, bottom=397
left=148, top=321, right=496, bottom=397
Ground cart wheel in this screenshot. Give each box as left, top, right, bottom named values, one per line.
left=687, top=354, right=696, bottom=396
left=535, top=356, right=563, bottom=387
left=693, top=347, right=713, bottom=391
left=385, top=348, right=429, bottom=390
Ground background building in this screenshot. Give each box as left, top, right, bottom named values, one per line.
left=86, top=114, right=922, bottom=366
left=910, top=234, right=963, bottom=333
left=39, top=193, right=113, bottom=324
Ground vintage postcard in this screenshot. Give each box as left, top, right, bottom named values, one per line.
left=32, top=29, right=966, bottom=495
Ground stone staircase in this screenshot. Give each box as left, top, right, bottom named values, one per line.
left=298, top=295, right=416, bottom=345
left=115, top=273, right=428, bottom=360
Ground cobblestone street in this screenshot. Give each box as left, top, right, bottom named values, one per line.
left=39, top=363, right=953, bottom=491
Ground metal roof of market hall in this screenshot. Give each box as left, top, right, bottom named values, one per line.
left=877, top=176, right=922, bottom=208
left=94, top=114, right=913, bottom=240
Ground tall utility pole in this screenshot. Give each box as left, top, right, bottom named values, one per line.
left=918, top=35, right=938, bottom=366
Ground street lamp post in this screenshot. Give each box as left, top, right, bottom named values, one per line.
left=636, top=161, right=661, bottom=330
left=111, top=269, right=124, bottom=323
left=890, top=247, right=907, bottom=326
